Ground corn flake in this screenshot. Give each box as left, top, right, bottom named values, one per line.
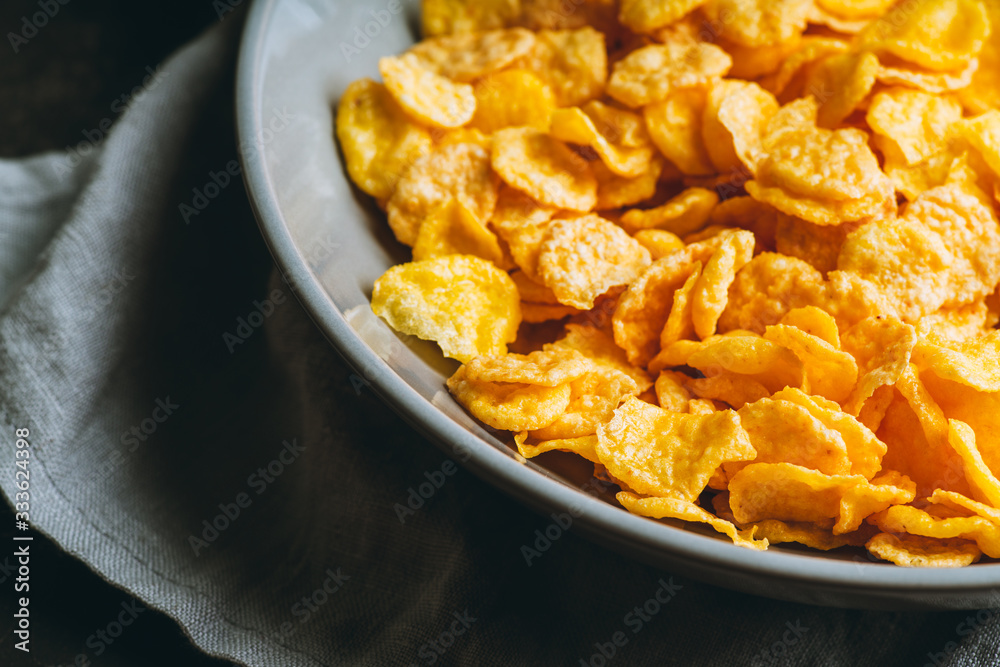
left=617, top=491, right=768, bottom=550
left=491, top=127, right=597, bottom=211
left=469, top=69, right=557, bottom=134
left=607, top=41, right=732, bottom=108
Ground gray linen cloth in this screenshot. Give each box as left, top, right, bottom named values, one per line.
left=1, top=14, right=999, bottom=667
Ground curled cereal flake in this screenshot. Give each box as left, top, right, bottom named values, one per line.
left=774, top=387, right=886, bottom=480
left=955, top=110, right=1000, bottom=178
left=702, top=0, right=812, bottom=48
left=617, top=491, right=768, bottom=550
left=866, top=88, right=962, bottom=166
left=592, top=156, right=663, bottom=210
left=335, top=79, right=433, bottom=200
left=875, top=57, right=978, bottom=94
left=815, top=0, right=896, bottom=21
left=447, top=366, right=572, bottom=430
left=720, top=36, right=803, bottom=81
left=387, top=142, right=499, bottom=246
left=808, top=51, right=880, bottom=128
left=946, top=419, right=1000, bottom=509
left=618, top=0, right=708, bottom=33
left=371, top=255, right=520, bottom=363
left=752, top=519, right=871, bottom=551
left=516, top=433, right=601, bottom=463
left=620, top=188, right=718, bottom=236
left=596, top=396, right=756, bottom=501
left=747, top=98, right=894, bottom=225
left=774, top=216, right=859, bottom=275
left=779, top=307, right=840, bottom=348
left=412, top=200, right=505, bottom=266
left=513, top=27, right=608, bottom=107
left=871, top=503, right=1000, bottom=559
left=644, top=88, right=715, bottom=176
left=582, top=100, right=652, bottom=149
left=634, top=230, right=685, bottom=259
left=469, top=69, right=556, bottom=134
left=379, top=54, right=476, bottom=129
left=510, top=270, right=559, bottom=304
left=719, top=253, right=825, bottom=333
left=613, top=250, right=696, bottom=366
left=685, top=335, right=804, bottom=394
left=550, top=107, right=654, bottom=178
left=840, top=316, right=917, bottom=416
left=660, top=262, right=702, bottom=349
left=763, top=324, right=858, bottom=403
left=728, top=462, right=915, bottom=534
left=490, top=186, right=556, bottom=281
left=692, top=230, right=755, bottom=339
left=731, top=396, right=853, bottom=476
left=913, top=330, right=1000, bottom=392
left=916, top=303, right=991, bottom=346
left=806, top=5, right=871, bottom=34
left=704, top=79, right=779, bottom=174
left=547, top=324, right=653, bottom=392
left=855, top=0, right=989, bottom=72
left=422, top=0, right=520, bottom=37
left=958, top=0, right=1000, bottom=113
left=922, top=370, right=1000, bottom=482
left=531, top=365, right=641, bottom=439
left=866, top=532, right=981, bottom=567
left=761, top=38, right=850, bottom=101
left=687, top=374, right=771, bottom=410
left=408, top=28, right=537, bottom=82
left=537, top=215, right=651, bottom=310
left=607, top=41, right=732, bottom=108
left=463, top=348, right=591, bottom=386
left=655, top=370, right=693, bottom=413
left=491, top=127, right=597, bottom=211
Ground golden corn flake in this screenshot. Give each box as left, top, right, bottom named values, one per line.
left=719, top=253, right=826, bottom=333
left=621, top=187, right=718, bottom=236
left=613, top=250, right=696, bottom=366
left=592, top=156, right=664, bottom=209
left=763, top=324, right=858, bottom=403
left=779, top=307, right=840, bottom=348
left=607, top=41, right=732, bottom=108
left=634, top=229, right=685, bottom=259
left=618, top=0, right=707, bottom=33
left=866, top=532, right=982, bottom=567
left=866, top=88, right=962, bottom=166
left=687, top=374, right=771, bottom=410
left=959, top=0, right=1000, bottom=113
left=956, top=111, right=1000, bottom=178
left=387, top=142, right=499, bottom=247
left=491, top=127, right=597, bottom=211
left=463, top=348, right=591, bottom=386
left=655, top=370, right=694, bottom=412
left=516, top=433, right=601, bottom=463
left=596, top=396, right=756, bottom=501
left=808, top=51, right=880, bottom=128
left=702, top=0, right=812, bottom=48
left=692, top=230, right=755, bottom=339
left=490, top=186, right=556, bottom=280
left=946, top=419, right=1000, bottom=509
left=721, top=36, right=803, bottom=81
left=537, top=215, right=652, bottom=309
left=854, top=0, right=989, bottom=72
left=840, top=316, right=917, bottom=416
left=684, top=335, right=804, bottom=393
left=547, top=323, right=653, bottom=392
left=371, top=255, right=520, bottom=363
left=875, top=57, right=978, bottom=94
left=660, top=262, right=702, bottom=349
left=872, top=503, right=1000, bottom=559
left=752, top=519, right=867, bottom=551
left=550, top=107, right=654, bottom=178
left=728, top=462, right=916, bottom=533
left=422, top=0, right=520, bottom=37
left=412, top=200, right=506, bottom=265
left=379, top=54, right=476, bottom=129
left=514, top=27, right=608, bottom=107
left=644, top=88, right=715, bottom=176
left=447, top=365, right=572, bottom=430
left=336, top=79, right=433, bottom=200
left=408, top=28, right=537, bottom=82
left=914, top=330, right=1000, bottom=392
left=815, top=0, right=896, bottom=21
left=469, top=69, right=557, bottom=134
left=774, top=216, right=859, bottom=275
left=761, top=37, right=849, bottom=101
left=617, top=491, right=768, bottom=550
left=531, top=364, right=641, bottom=439
left=746, top=98, right=894, bottom=225
left=704, top=79, right=780, bottom=174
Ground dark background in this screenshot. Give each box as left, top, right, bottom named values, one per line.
left=0, top=1, right=994, bottom=666
left=0, top=1, right=235, bottom=665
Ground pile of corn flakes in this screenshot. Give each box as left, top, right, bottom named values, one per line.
left=337, top=0, right=1000, bottom=567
